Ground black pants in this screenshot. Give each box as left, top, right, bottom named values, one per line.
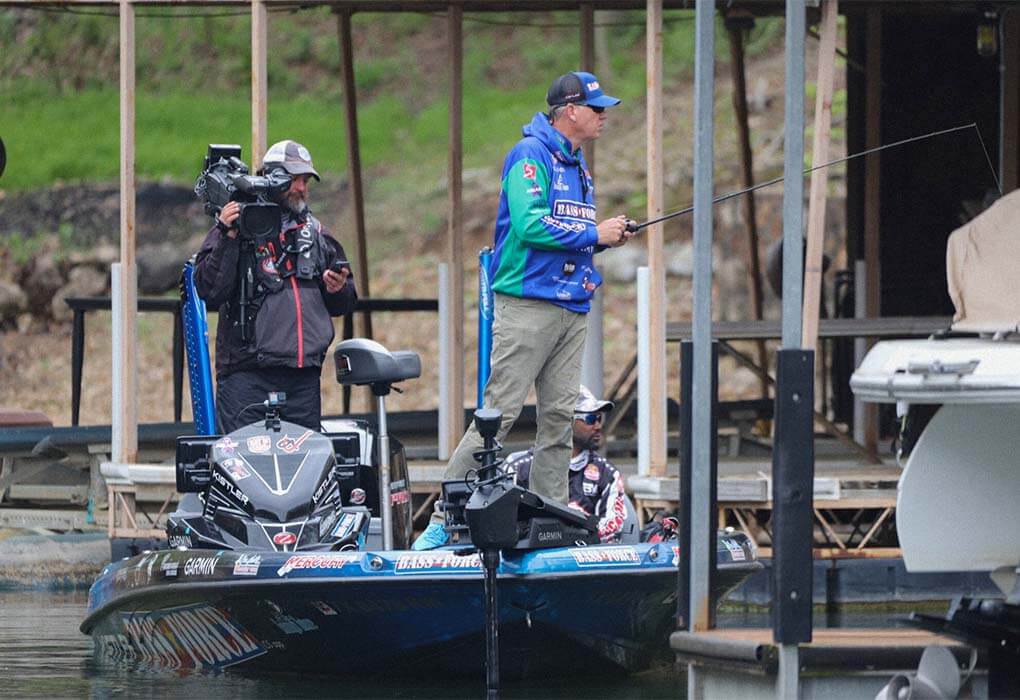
left=215, top=367, right=322, bottom=434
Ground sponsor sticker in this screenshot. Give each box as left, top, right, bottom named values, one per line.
left=276, top=553, right=359, bottom=577
left=168, top=533, right=193, bottom=549
left=160, top=558, right=179, bottom=578
left=722, top=538, right=747, bottom=562
left=672, top=545, right=680, bottom=566
left=349, top=488, right=366, bottom=505
left=222, top=459, right=250, bottom=481
left=391, top=490, right=410, bottom=505
left=310, top=600, right=337, bottom=616
left=232, top=554, right=261, bottom=576
left=272, top=532, right=297, bottom=547
left=522, top=163, right=537, bottom=180
left=215, top=437, right=239, bottom=452
left=183, top=556, right=219, bottom=577
left=213, top=471, right=250, bottom=506
left=569, top=546, right=641, bottom=568
left=246, top=436, right=271, bottom=454
left=114, top=603, right=264, bottom=670
left=331, top=512, right=360, bottom=539
left=394, top=552, right=482, bottom=574
left=276, top=431, right=313, bottom=455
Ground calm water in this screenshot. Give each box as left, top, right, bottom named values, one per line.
left=0, top=590, right=687, bottom=699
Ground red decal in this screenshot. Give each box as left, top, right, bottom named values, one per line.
left=522, top=163, right=537, bottom=180
left=276, top=431, right=313, bottom=454
left=273, top=532, right=297, bottom=546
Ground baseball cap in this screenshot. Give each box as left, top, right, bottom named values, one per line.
left=546, top=71, right=621, bottom=109
left=263, top=139, right=320, bottom=180
left=575, top=385, right=614, bottom=414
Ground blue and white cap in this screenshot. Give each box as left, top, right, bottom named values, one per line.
left=546, top=71, right=621, bottom=109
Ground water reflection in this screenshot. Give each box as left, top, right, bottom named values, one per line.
left=1, top=591, right=684, bottom=699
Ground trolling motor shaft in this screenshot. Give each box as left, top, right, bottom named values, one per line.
left=464, top=408, right=505, bottom=699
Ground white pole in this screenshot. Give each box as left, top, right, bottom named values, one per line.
left=111, top=263, right=123, bottom=464
left=637, top=267, right=651, bottom=476
left=438, top=262, right=451, bottom=460
left=853, top=259, right=867, bottom=445
left=580, top=292, right=604, bottom=396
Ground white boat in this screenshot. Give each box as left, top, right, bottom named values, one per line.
left=852, top=190, right=1020, bottom=594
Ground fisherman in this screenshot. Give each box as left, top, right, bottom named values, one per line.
left=504, top=385, right=629, bottom=543
left=414, top=71, right=633, bottom=550
left=193, top=140, right=357, bottom=433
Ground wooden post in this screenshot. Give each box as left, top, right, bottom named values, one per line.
left=726, top=15, right=768, bottom=398
left=646, top=0, right=667, bottom=476
left=580, top=4, right=596, bottom=172
left=801, top=0, right=838, bottom=351
left=251, top=0, right=268, bottom=168
left=443, top=4, right=465, bottom=450
left=863, top=7, right=882, bottom=452
left=116, top=0, right=137, bottom=465
left=1002, top=9, right=1019, bottom=193
left=337, top=9, right=372, bottom=339
left=579, top=3, right=604, bottom=395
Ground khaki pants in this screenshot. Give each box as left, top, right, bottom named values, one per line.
left=434, top=294, right=588, bottom=523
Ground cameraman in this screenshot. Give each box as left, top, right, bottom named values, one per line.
left=194, top=139, right=357, bottom=433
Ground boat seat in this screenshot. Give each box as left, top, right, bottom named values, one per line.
left=333, top=339, right=421, bottom=387
left=946, top=188, right=1020, bottom=334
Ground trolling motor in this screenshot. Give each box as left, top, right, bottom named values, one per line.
left=461, top=408, right=599, bottom=698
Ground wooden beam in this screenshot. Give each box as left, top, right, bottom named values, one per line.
left=251, top=0, right=268, bottom=168
left=725, top=16, right=768, bottom=399
left=863, top=7, right=881, bottom=452
left=443, top=3, right=465, bottom=450
left=116, top=0, right=137, bottom=464
left=646, top=0, right=666, bottom=476
left=801, top=0, right=838, bottom=351
left=337, top=10, right=373, bottom=340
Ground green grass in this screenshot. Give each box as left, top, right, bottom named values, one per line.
left=0, top=8, right=783, bottom=192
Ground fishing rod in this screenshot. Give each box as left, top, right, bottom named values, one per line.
left=625, top=122, right=1001, bottom=233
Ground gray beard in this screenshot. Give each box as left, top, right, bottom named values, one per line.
left=284, top=197, right=308, bottom=218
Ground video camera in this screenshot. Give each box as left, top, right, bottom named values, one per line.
left=194, top=144, right=291, bottom=241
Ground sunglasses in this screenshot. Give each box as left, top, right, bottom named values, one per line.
left=574, top=412, right=604, bottom=425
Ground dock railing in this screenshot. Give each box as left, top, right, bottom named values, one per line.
left=65, top=295, right=438, bottom=425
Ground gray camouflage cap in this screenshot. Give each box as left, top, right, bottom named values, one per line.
left=575, top=385, right=614, bottom=414
left=263, top=139, right=320, bottom=180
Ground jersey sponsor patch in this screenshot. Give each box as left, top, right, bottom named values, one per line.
left=553, top=199, right=596, bottom=223
left=584, top=464, right=600, bottom=480
left=523, top=163, right=537, bottom=180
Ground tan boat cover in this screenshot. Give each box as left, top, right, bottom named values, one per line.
left=946, top=188, right=1020, bottom=333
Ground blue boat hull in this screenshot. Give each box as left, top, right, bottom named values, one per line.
left=82, top=541, right=760, bottom=677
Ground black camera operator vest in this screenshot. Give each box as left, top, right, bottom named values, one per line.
left=252, top=214, right=329, bottom=293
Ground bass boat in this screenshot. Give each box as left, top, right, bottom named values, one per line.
left=82, top=339, right=760, bottom=677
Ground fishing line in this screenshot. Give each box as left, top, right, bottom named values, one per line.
left=627, top=122, right=999, bottom=233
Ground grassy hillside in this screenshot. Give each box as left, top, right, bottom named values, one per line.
left=0, top=7, right=782, bottom=191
